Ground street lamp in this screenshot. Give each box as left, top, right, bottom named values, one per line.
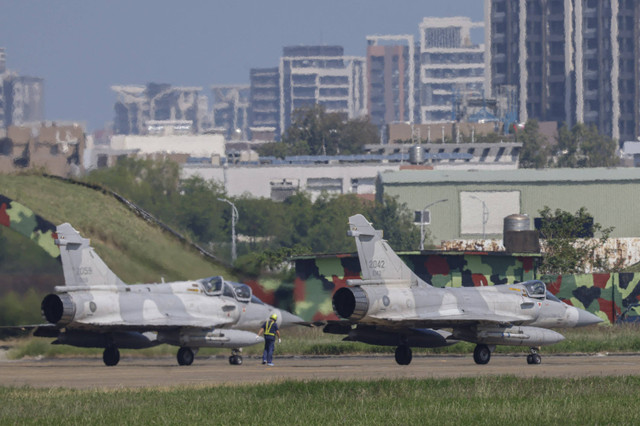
left=469, top=195, right=489, bottom=239
left=420, top=198, right=448, bottom=251
left=217, top=198, right=238, bottom=263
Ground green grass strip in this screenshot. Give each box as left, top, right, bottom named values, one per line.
left=1, top=376, right=640, bottom=425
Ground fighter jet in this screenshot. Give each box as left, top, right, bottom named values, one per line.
left=325, top=214, right=602, bottom=365
left=27, top=223, right=302, bottom=366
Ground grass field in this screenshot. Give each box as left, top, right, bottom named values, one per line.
left=1, top=376, right=640, bottom=424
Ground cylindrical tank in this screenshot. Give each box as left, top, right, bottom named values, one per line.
left=409, top=145, right=424, bottom=164
left=504, top=214, right=530, bottom=232
left=503, top=214, right=540, bottom=253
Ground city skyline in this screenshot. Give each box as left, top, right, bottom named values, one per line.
left=0, top=0, right=483, bottom=131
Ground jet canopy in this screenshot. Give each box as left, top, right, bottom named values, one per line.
left=199, top=276, right=255, bottom=304
left=523, top=280, right=546, bottom=298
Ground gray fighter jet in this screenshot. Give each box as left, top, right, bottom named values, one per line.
left=325, top=214, right=602, bottom=365
left=30, top=223, right=302, bottom=366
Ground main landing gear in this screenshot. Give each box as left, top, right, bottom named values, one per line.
left=526, top=347, right=542, bottom=365
left=177, top=347, right=196, bottom=365
left=229, top=348, right=243, bottom=365
left=394, top=345, right=412, bottom=365
left=103, top=346, right=120, bottom=366
left=473, top=344, right=492, bottom=365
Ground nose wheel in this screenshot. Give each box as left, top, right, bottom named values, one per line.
left=526, top=347, right=542, bottom=365
left=229, top=348, right=243, bottom=365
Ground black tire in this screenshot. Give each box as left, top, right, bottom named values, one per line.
left=103, top=346, right=120, bottom=366
left=532, top=353, right=541, bottom=364
left=228, top=355, right=243, bottom=365
left=526, top=354, right=534, bottom=364
left=473, top=344, right=491, bottom=365
left=394, top=345, right=412, bottom=365
left=177, top=347, right=195, bottom=366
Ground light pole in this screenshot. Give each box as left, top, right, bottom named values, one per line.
left=218, top=198, right=238, bottom=263
left=420, top=198, right=448, bottom=251
left=469, top=195, right=489, bottom=239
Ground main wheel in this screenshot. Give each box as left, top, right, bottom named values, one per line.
left=103, top=346, right=120, bottom=366
left=473, top=344, right=491, bottom=365
left=177, top=347, right=195, bottom=366
left=394, top=345, right=412, bottom=365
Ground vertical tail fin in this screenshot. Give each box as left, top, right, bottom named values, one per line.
left=348, top=214, right=429, bottom=286
left=55, top=223, right=126, bottom=287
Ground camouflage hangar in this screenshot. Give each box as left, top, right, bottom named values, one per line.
left=377, top=168, right=640, bottom=244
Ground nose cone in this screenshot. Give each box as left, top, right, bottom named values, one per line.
left=275, top=309, right=305, bottom=328
left=576, top=309, right=603, bottom=327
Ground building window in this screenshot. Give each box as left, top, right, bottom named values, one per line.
left=414, top=210, right=431, bottom=225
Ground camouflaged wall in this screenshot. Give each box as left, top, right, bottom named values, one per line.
left=0, top=194, right=59, bottom=259
left=544, top=274, right=640, bottom=324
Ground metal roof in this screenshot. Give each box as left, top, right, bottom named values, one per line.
left=379, top=168, right=640, bottom=185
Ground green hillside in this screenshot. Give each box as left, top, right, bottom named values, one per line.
left=0, top=173, right=233, bottom=285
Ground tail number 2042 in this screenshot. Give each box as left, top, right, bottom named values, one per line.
left=368, top=260, right=385, bottom=269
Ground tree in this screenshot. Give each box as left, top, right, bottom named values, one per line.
left=537, top=206, right=617, bottom=275
left=366, top=195, right=421, bottom=251
left=258, top=105, right=380, bottom=157
left=554, top=123, right=618, bottom=168
left=519, top=119, right=550, bottom=168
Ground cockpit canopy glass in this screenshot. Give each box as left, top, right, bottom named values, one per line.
left=200, top=277, right=263, bottom=304
left=200, top=276, right=223, bottom=295
left=523, top=280, right=547, bottom=298
left=231, top=282, right=252, bottom=303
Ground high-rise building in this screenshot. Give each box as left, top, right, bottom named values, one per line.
left=3, top=76, right=44, bottom=126
left=366, top=35, right=415, bottom=128
left=112, top=83, right=207, bottom=135
left=418, top=17, right=485, bottom=123
left=279, top=45, right=366, bottom=134
left=211, top=85, right=249, bottom=140
left=0, top=48, right=44, bottom=127
left=0, top=48, right=6, bottom=74
left=249, top=67, right=280, bottom=140
left=487, top=0, right=640, bottom=142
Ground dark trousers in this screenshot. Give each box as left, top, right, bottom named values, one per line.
left=262, top=337, right=275, bottom=363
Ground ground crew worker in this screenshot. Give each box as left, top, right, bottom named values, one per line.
left=257, top=313, right=281, bottom=366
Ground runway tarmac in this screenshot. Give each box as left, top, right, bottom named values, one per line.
left=1, top=354, right=638, bottom=389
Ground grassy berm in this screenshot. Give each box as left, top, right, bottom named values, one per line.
left=1, top=376, right=640, bottom=424
left=0, top=173, right=233, bottom=285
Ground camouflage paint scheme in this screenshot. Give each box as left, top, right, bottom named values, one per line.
left=0, top=194, right=59, bottom=259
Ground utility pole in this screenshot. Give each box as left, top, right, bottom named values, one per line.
left=217, top=198, right=238, bottom=263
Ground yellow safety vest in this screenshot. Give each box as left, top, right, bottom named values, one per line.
left=264, top=320, right=276, bottom=336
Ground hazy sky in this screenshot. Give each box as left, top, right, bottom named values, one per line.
left=1, top=1, right=484, bottom=131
